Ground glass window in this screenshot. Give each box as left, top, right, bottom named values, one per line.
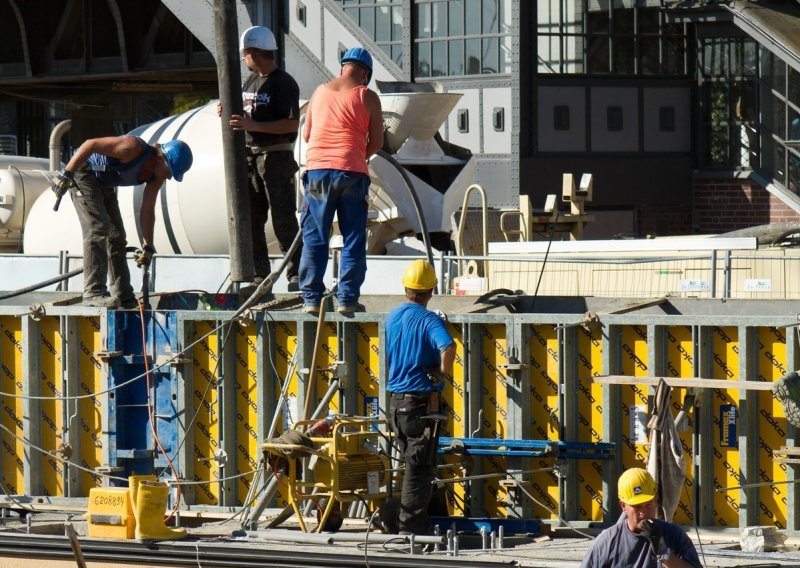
left=416, top=42, right=431, bottom=77
left=659, top=107, right=675, bottom=132
left=500, top=35, right=512, bottom=74
left=760, top=47, right=786, bottom=95
left=417, top=2, right=431, bottom=39
left=466, top=38, right=482, bottom=74
left=449, top=0, right=464, bottom=36
left=483, top=0, right=499, bottom=34
left=640, top=38, right=659, bottom=75
left=482, top=37, right=499, bottom=74
left=376, top=6, right=390, bottom=42
left=613, top=37, right=635, bottom=74
left=554, top=106, right=571, bottom=131
left=587, top=36, right=610, bottom=74
left=361, top=7, right=375, bottom=37
left=431, top=40, right=447, bottom=76
left=432, top=1, right=447, bottom=38
left=789, top=67, right=800, bottom=109
left=465, top=0, right=481, bottom=35
left=449, top=40, right=464, bottom=76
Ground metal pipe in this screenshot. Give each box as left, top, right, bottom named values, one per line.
left=48, top=120, right=72, bottom=171
left=246, top=529, right=444, bottom=545
left=309, top=379, right=340, bottom=421
left=455, top=184, right=488, bottom=277
left=245, top=530, right=334, bottom=545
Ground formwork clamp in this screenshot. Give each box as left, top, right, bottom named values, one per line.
left=93, top=350, right=123, bottom=360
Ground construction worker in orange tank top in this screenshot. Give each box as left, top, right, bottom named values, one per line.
left=298, top=47, right=383, bottom=315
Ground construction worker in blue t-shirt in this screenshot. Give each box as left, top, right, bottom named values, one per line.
left=385, top=259, right=455, bottom=536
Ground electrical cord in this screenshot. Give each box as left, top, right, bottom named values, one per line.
left=0, top=422, right=127, bottom=482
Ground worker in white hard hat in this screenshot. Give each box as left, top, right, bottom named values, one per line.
left=385, top=260, right=455, bottom=536
left=581, top=468, right=701, bottom=568
left=222, top=25, right=302, bottom=292
left=51, top=136, right=192, bottom=308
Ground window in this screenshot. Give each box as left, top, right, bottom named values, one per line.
left=335, top=0, right=404, bottom=68
left=698, top=37, right=758, bottom=170
left=554, top=105, right=570, bottom=131
left=607, top=106, right=623, bottom=131
left=537, top=2, right=688, bottom=76
left=659, top=106, right=675, bottom=132
left=414, top=0, right=511, bottom=78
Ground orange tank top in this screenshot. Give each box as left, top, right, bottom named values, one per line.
left=305, top=84, right=370, bottom=175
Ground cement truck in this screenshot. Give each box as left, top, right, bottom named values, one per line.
left=1, top=83, right=475, bottom=257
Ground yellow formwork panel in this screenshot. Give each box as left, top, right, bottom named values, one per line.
left=479, top=324, right=508, bottom=518
left=235, top=323, right=259, bottom=505
left=0, top=316, right=23, bottom=493
left=665, top=325, right=697, bottom=525
left=441, top=323, right=466, bottom=516
left=39, top=317, right=63, bottom=496
left=576, top=327, right=603, bottom=521
left=355, top=322, right=380, bottom=419
left=528, top=325, right=560, bottom=519
left=191, top=321, right=220, bottom=504
left=313, top=322, right=340, bottom=416
left=757, top=327, right=788, bottom=528
left=273, top=320, right=297, bottom=508
left=619, top=325, right=650, bottom=467
left=711, top=326, right=740, bottom=527
left=78, top=317, right=103, bottom=491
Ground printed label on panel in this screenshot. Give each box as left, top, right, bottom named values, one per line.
left=40, top=317, right=63, bottom=496
left=235, top=323, right=259, bottom=505
left=78, top=317, right=103, bottom=492
left=480, top=324, right=508, bottom=518
left=0, top=317, right=24, bottom=494
left=191, top=321, right=220, bottom=504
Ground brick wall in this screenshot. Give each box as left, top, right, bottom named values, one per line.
left=638, top=205, right=693, bottom=237
left=692, top=177, right=800, bottom=234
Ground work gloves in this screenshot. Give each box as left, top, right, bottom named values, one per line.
left=135, top=245, right=156, bottom=268
left=641, top=518, right=667, bottom=558
left=51, top=169, right=74, bottom=211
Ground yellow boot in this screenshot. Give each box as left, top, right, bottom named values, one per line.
left=134, top=480, right=186, bottom=540
left=128, top=474, right=157, bottom=512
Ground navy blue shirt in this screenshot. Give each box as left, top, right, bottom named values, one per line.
left=386, top=302, right=454, bottom=394
left=581, top=514, right=702, bottom=568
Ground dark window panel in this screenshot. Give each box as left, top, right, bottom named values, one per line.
left=760, top=83, right=786, bottom=138
left=760, top=46, right=786, bottom=95
left=607, top=106, right=623, bottom=131
left=788, top=67, right=800, bottom=109
left=706, top=124, right=730, bottom=166
left=588, top=10, right=609, bottom=34
left=789, top=153, right=800, bottom=194
left=638, top=7, right=660, bottom=35
left=415, top=42, right=431, bottom=77
left=587, top=35, right=610, bottom=74
left=554, top=106, right=570, bottom=131
left=662, top=37, right=685, bottom=75
left=659, top=107, right=675, bottom=132
left=466, top=38, right=482, bottom=74
left=613, top=37, right=635, bottom=74
left=613, top=7, right=634, bottom=35
left=640, top=38, right=659, bottom=75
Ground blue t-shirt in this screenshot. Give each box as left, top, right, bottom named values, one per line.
left=386, top=302, right=454, bottom=394
left=580, top=513, right=702, bottom=568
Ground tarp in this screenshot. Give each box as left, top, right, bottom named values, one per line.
left=646, top=379, right=686, bottom=522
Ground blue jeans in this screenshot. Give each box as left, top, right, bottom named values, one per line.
left=299, top=169, right=369, bottom=307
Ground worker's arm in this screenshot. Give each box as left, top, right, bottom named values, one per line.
left=138, top=183, right=162, bottom=248
left=64, top=136, right=141, bottom=174
left=662, top=552, right=700, bottom=568
left=440, top=343, right=455, bottom=377
left=229, top=115, right=299, bottom=135
left=302, top=104, right=313, bottom=143
left=364, top=89, right=384, bottom=158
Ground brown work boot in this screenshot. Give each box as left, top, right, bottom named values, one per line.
left=773, top=371, right=800, bottom=428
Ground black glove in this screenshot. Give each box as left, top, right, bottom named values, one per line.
left=641, top=518, right=667, bottom=557
left=424, top=368, right=448, bottom=386
left=134, top=244, right=156, bottom=268
left=51, top=170, right=74, bottom=211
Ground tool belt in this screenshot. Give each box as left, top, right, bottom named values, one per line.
left=246, top=143, right=293, bottom=155
left=391, top=391, right=441, bottom=414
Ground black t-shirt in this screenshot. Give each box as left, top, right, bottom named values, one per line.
left=241, top=67, right=300, bottom=147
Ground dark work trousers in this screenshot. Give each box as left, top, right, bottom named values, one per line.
left=247, top=151, right=302, bottom=280
left=70, top=172, right=135, bottom=302
left=389, top=393, right=441, bottom=535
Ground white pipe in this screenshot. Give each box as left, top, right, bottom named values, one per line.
left=247, top=528, right=445, bottom=545
left=49, top=120, right=72, bottom=171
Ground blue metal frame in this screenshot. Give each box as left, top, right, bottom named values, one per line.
left=438, top=437, right=615, bottom=459
left=107, top=311, right=181, bottom=483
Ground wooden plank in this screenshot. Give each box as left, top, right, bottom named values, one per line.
left=589, top=375, right=775, bottom=391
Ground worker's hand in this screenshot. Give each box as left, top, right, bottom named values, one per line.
left=424, top=368, right=449, bottom=386
left=229, top=114, right=254, bottom=131
left=216, top=102, right=222, bottom=117
left=134, top=244, right=156, bottom=268
left=51, top=169, right=74, bottom=197
left=641, top=519, right=667, bottom=557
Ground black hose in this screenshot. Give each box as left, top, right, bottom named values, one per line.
left=375, top=150, right=434, bottom=266
left=0, top=267, right=84, bottom=301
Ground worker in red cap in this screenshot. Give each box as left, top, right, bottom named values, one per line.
left=581, top=467, right=701, bottom=568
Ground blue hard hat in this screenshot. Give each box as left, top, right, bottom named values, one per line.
left=160, top=140, right=193, bottom=182
left=341, top=47, right=373, bottom=85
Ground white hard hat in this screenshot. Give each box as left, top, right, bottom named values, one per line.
left=239, top=26, right=277, bottom=52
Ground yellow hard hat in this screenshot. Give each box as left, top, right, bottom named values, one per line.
left=618, top=468, right=657, bottom=505
left=402, top=259, right=437, bottom=290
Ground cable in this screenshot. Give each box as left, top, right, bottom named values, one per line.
left=0, top=422, right=127, bottom=482
left=169, top=468, right=265, bottom=486
left=533, top=213, right=560, bottom=299
left=138, top=299, right=182, bottom=521
left=682, top=478, right=706, bottom=567
left=0, top=267, right=84, bottom=301
left=363, top=507, right=380, bottom=568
